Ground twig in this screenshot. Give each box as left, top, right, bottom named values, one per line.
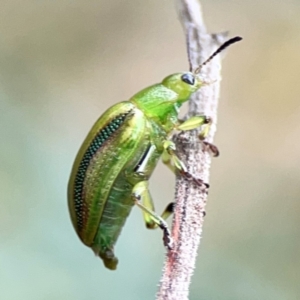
left=156, top=0, right=229, bottom=299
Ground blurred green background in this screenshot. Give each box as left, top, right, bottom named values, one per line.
left=1, top=0, right=299, bottom=299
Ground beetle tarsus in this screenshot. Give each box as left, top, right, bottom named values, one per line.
left=165, top=202, right=175, bottom=213
left=201, top=141, right=220, bottom=157
left=162, top=226, right=173, bottom=250
left=179, top=169, right=209, bottom=190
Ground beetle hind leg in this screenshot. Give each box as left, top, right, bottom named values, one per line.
left=144, top=200, right=174, bottom=230
left=132, top=181, right=173, bottom=250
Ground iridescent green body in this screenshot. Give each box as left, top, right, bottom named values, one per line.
left=68, top=36, right=242, bottom=270
left=68, top=73, right=203, bottom=269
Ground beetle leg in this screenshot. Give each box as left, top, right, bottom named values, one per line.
left=159, top=202, right=174, bottom=224
left=162, top=140, right=187, bottom=173
left=132, top=181, right=173, bottom=250
left=177, top=116, right=219, bottom=157
left=162, top=140, right=209, bottom=189
left=161, top=140, right=176, bottom=173
left=177, top=115, right=211, bottom=131
left=139, top=185, right=174, bottom=230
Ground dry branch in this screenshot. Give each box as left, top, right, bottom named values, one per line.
left=156, top=0, right=230, bottom=299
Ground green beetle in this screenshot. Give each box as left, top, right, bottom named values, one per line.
left=68, top=36, right=242, bottom=270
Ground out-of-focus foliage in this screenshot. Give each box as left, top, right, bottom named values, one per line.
left=0, top=0, right=299, bottom=299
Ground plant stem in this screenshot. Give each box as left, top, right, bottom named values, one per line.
left=156, top=0, right=228, bottom=299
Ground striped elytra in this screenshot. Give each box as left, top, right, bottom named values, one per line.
left=73, top=112, right=131, bottom=231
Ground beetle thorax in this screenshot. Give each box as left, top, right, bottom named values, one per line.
left=130, top=72, right=203, bottom=133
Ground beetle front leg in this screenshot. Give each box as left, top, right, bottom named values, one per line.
left=132, top=181, right=173, bottom=250
left=162, top=140, right=209, bottom=189
left=177, top=115, right=219, bottom=157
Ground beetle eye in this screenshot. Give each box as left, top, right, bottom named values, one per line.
left=181, top=73, right=195, bottom=85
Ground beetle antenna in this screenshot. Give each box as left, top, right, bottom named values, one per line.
left=194, top=36, right=242, bottom=74
left=186, top=27, right=193, bottom=72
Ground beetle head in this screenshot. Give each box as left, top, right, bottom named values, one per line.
left=161, top=72, right=204, bottom=103
left=161, top=36, right=242, bottom=104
